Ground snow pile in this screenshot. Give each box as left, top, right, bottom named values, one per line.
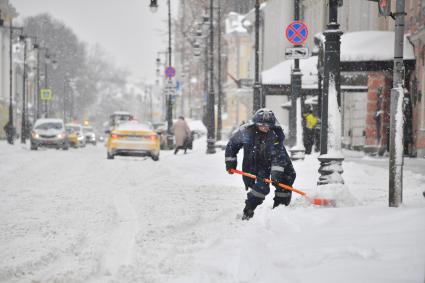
left=0, top=140, right=424, bottom=283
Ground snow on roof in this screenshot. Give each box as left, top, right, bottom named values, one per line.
left=340, top=31, right=415, bottom=61
left=243, top=2, right=268, bottom=20
left=262, top=56, right=318, bottom=86
left=34, top=118, right=64, bottom=126
left=225, top=12, right=247, bottom=34
left=263, top=31, right=415, bottom=86
left=117, top=122, right=152, bottom=131
left=112, top=111, right=132, bottom=116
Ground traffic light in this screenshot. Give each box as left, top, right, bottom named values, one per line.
left=378, top=0, right=391, bottom=17
left=368, top=0, right=391, bottom=17
left=149, top=0, right=158, bottom=13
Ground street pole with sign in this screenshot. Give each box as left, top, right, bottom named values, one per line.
left=286, top=0, right=307, bottom=160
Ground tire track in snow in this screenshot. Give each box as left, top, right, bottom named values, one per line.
left=92, top=193, right=139, bottom=282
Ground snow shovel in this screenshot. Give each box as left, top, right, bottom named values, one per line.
left=228, top=168, right=335, bottom=207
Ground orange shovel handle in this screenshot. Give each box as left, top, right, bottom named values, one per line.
left=229, top=168, right=306, bottom=196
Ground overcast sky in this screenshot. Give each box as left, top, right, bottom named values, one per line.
left=10, top=0, right=179, bottom=83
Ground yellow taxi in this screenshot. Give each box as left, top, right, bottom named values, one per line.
left=106, top=121, right=160, bottom=161
left=65, top=123, right=86, bottom=148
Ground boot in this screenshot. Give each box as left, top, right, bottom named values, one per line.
left=242, top=200, right=257, bottom=220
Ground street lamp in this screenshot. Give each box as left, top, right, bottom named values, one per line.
left=215, top=2, right=224, bottom=142
left=19, top=35, right=28, bottom=144
left=206, top=0, right=216, bottom=154
left=149, top=0, right=159, bottom=13
left=0, top=17, right=23, bottom=144
left=149, top=0, right=174, bottom=149
left=252, top=0, right=262, bottom=112
left=317, top=0, right=344, bottom=186
left=18, top=35, right=38, bottom=144
left=40, top=48, right=57, bottom=118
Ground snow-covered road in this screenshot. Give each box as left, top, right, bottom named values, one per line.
left=0, top=139, right=424, bottom=283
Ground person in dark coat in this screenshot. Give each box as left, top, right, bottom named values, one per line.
left=3, top=120, right=16, bottom=145
left=225, top=108, right=296, bottom=220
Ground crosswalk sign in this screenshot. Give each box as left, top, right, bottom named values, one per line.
left=40, top=88, right=52, bottom=101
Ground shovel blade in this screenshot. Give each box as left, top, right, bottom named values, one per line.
left=311, top=198, right=336, bottom=207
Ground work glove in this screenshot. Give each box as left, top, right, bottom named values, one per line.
left=273, top=191, right=292, bottom=208
left=225, top=160, right=237, bottom=174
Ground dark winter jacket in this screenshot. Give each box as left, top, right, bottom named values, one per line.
left=225, top=123, right=296, bottom=188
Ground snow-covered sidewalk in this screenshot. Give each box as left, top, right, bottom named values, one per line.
left=0, top=139, right=424, bottom=283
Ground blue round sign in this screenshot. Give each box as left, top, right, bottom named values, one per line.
left=285, top=21, right=308, bottom=45
left=165, top=66, right=176, bottom=78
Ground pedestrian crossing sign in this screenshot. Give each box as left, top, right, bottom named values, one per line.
left=40, top=88, right=52, bottom=101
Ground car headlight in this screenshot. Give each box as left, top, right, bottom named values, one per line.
left=57, top=133, right=63, bottom=139
left=78, top=136, right=84, bottom=141
left=32, top=132, right=39, bottom=139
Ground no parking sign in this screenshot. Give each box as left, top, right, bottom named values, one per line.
left=165, top=66, right=176, bottom=79
left=285, top=21, right=308, bottom=45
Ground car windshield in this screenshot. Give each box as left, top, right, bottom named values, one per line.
left=35, top=122, right=63, bottom=130
left=66, top=126, right=80, bottom=133
left=83, top=127, right=94, bottom=133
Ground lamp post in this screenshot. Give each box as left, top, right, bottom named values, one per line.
left=150, top=0, right=174, bottom=149
left=389, top=0, right=406, bottom=207
left=216, top=1, right=223, bottom=141
left=206, top=0, right=216, bottom=154
left=18, top=35, right=38, bottom=143
left=0, top=18, right=23, bottom=144
left=252, top=0, right=262, bottom=112
left=317, top=0, right=344, bottom=186
left=19, top=35, right=28, bottom=144
left=40, top=49, right=57, bottom=118
left=289, top=0, right=305, bottom=160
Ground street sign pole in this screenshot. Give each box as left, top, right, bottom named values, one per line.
left=286, top=1, right=307, bottom=160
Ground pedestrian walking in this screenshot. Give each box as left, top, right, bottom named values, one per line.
left=303, top=108, right=318, bottom=154
left=3, top=120, right=16, bottom=145
left=171, top=116, right=191, bottom=154
left=225, top=108, right=296, bottom=220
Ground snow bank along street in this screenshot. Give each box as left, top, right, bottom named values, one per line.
left=0, top=139, right=424, bottom=283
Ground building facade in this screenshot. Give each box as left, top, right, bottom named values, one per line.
left=406, top=0, right=425, bottom=157
left=0, top=0, right=17, bottom=139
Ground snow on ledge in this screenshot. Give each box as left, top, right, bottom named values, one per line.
left=262, top=56, right=318, bottom=86
left=262, top=31, right=415, bottom=86
left=340, top=31, right=415, bottom=62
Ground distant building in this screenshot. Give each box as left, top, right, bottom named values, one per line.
left=223, top=12, right=252, bottom=130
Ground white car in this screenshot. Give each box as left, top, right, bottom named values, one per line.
left=83, top=126, right=97, bottom=145
left=30, top=118, right=69, bottom=150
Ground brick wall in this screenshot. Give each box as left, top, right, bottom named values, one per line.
left=406, top=0, right=425, bottom=157
left=364, top=72, right=393, bottom=154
